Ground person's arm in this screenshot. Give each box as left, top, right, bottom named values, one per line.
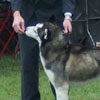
left=63, top=0, right=76, bottom=14
left=11, top=0, right=25, bottom=34
left=63, top=0, right=76, bottom=34
left=11, top=0, right=21, bottom=13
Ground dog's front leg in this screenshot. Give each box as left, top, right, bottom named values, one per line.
left=55, top=83, right=70, bottom=100
left=42, top=69, right=70, bottom=100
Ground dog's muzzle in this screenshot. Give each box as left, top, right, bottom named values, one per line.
left=25, top=23, right=44, bottom=39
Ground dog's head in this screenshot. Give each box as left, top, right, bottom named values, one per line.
left=25, top=22, right=66, bottom=47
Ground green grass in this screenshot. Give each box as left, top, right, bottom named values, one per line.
left=0, top=55, right=100, bottom=100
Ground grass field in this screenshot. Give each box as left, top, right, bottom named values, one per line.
left=0, top=55, right=100, bottom=100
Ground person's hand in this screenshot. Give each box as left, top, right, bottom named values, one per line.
left=12, top=11, right=25, bottom=34
left=63, top=16, right=72, bottom=34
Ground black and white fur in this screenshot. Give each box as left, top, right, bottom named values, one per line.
left=25, top=22, right=100, bottom=100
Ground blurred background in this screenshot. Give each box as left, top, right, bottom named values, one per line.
left=71, top=0, right=100, bottom=46
left=0, top=0, right=100, bottom=100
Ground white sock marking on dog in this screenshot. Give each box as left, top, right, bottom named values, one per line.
left=55, top=83, right=69, bottom=100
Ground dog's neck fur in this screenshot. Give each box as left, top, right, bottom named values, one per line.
left=25, top=23, right=69, bottom=68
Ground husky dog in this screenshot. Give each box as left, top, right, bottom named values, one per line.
left=25, top=22, right=100, bottom=100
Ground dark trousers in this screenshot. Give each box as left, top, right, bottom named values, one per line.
left=18, top=34, right=57, bottom=100
left=18, top=34, right=40, bottom=100
left=18, top=14, right=63, bottom=100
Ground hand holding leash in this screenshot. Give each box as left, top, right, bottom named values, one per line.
left=12, top=11, right=25, bottom=34
left=63, top=15, right=72, bottom=34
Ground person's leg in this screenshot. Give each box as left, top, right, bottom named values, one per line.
left=18, top=34, right=40, bottom=100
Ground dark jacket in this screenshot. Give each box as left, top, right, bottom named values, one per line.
left=11, top=0, right=76, bottom=25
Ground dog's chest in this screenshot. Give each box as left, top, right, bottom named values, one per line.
left=39, top=51, right=55, bottom=84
